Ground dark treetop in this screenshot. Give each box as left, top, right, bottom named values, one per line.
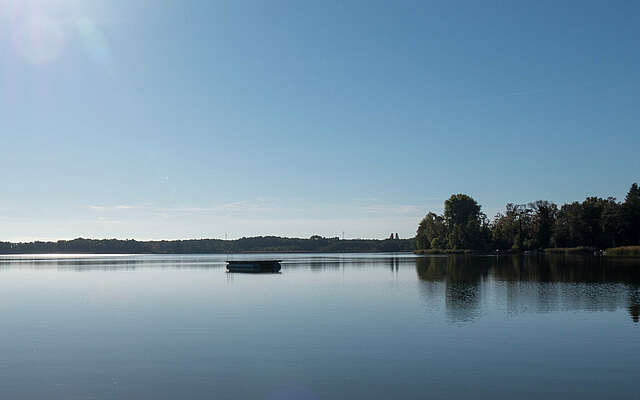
left=416, top=182, right=640, bottom=251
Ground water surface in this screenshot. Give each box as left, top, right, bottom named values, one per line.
left=0, top=253, right=638, bottom=399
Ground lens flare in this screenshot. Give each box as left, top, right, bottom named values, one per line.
left=11, top=13, right=66, bottom=65
left=2, top=0, right=113, bottom=70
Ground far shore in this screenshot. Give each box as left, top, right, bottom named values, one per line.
left=414, top=245, right=640, bottom=257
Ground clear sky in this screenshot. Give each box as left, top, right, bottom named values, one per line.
left=1, top=0, right=639, bottom=241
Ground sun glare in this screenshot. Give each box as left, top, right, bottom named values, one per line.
left=1, top=0, right=108, bottom=67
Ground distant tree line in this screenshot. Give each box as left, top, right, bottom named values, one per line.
left=4, top=183, right=638, bottom=254
left=0, top=235, right=414, bottom=254
left=416, top=183, right=640, bottom=251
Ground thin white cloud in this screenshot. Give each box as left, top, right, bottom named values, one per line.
left=89, top=205, right=138, bottom=210
left=97, top=216, right=123, bottom=224
left=89, top=198, right=436, bottom=218
left=81, top=197, right=431, bottom=239
left=88, top=199, right=277, bottom=215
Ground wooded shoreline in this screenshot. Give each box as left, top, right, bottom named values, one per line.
left=2, top=183, right=638, bottom=256
left=0, top=236, right=414, bottom=255
left=416, top=183, right=640, bottom=253
left=414, top=245, right=640, bottom=257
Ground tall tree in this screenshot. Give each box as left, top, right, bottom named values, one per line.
left=444, top=194, right=483, bottom=249
left=416, top=212, right=447, bottom=249
left=624, top=183, right=640, bottom=244
left=529, top=201, right=557, bottom=249
left=601, top=198, right=624, bottom=248
left=491, top=203, right=535, bottom=250
left=553, top=202, right=586, bottom=247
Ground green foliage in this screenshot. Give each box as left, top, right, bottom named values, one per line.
left=416, top=212, right=446, bottom=250
left=443, top=194, right=488, bottom=250
left=444, top=194, right=480, bottom=227
left=552, top=197, right=625, bottom=249
left=624, top=183, right=640, bottom=244
left=417, top=182, right=640, bottom=251
left=530, top=200, right=557, bottom=249
left=490, top=201, right=555, bottom=251
left=416, top=194, right=489, bottom=251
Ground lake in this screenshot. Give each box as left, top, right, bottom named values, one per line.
left=0, top=253, right=638, bottom=399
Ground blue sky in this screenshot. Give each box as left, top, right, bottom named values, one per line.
left=1, top=0, right=639, bottom=241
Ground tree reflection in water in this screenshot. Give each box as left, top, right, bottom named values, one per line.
left=416, top=255, right=640, bottom=323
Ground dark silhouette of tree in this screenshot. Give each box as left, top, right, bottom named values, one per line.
left=416, top=212, right=447, bottom=249
left=530, top=201, right=557, bottom=249
left=552, top=196, right=626, bottom=249
left=624, top=183, right=640, bottom=244
left=443, top=194, right=487, bottom=249
left=491, top=203, right=534, bottom=250
left=415, top=182, right=640, bottom=251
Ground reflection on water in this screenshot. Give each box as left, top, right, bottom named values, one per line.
left=2, top=253, right=638, bottom=324
left=630, top=302, right=640, bottom=322
left=415, top=255, right=640, bottom=323
left=0, top=255, right=227, bottom=271
left=0, top=253, right=639, bottom=399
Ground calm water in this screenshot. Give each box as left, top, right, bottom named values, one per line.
left=0, top=253, right=638, bottom=399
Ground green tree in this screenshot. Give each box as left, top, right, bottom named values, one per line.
left=601, top=198, right=624, bottom=248
left=491, top=206, right=517, bottom=250
left=444, top=194, right=483, bottom=249
left=490, top=203, right=534, bottom=250
left=553, top=201, right=585, bottom=247
left=444, top=194, right=480, bottom=227
left=430, top=237, right=444, bottom=249
left=417, top=183, right=638, bottom=252
left=552, top=197, right=624, bottom=248
left=529, top=200, right=557, bottom=249
left=624, top=183, right=640, bottom=244
left=416, top=212, right=447, bottom=249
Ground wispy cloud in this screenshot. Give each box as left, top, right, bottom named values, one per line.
left=156, top=200, right=275, bottom=214
left=354, top=197, right=441, bottom=216
left=83, top=198, right=432, bottom=239
left=88, top=199, right=277, bottom=216
left=88, top=198, right=435, bottom=220
left=96, top=216, right=123, bottom=225
left=89, top=205, right=139, bottom=211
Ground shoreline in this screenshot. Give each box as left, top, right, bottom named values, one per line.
left=414, top=246, right=640, bottom=257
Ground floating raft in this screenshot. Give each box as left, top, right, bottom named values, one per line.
left=226, top=260, right=281, bottom=273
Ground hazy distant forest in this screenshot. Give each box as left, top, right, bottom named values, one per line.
left=416, top=183, right=640, bottom=252
left=0, top=236, right=414, bottom=254
left=0, top=183, right=638, bottom=255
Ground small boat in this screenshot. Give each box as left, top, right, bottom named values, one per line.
left=226, top=260, right=281, bottom=273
